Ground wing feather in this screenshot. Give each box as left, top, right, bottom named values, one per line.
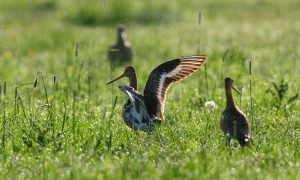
left=144, top=55, right=207, bottom=119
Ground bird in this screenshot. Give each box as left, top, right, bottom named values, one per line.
left=107, top=55, right=207, bottom=131
left=107, top=26, right=132, bottom=64
left=220, top=77, right=251, bottom=147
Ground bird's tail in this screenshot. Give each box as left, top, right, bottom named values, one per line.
left=239, top=136, right=253, bottom=148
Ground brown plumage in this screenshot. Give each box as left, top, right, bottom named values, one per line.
left=220, top=77, right=251, bottom=147
left=107, top=55, right=206, bottom=131
left=106, top=66, right=137, bottom=90
left=144, top=55, right=206, bottom=119
left=108, top=26, right=132, bottom=63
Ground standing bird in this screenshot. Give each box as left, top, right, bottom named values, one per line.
left=221, top=77, right=251, bottom=147
left=107, top=26, right=132, bottom=64
left=107, top=55, right=207, bottom=131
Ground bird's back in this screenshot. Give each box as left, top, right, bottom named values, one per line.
left=108, top=42, right=132, bottom=63
left=221, top=107, right=250, bottom=146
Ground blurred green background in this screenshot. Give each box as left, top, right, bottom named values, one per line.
left=0, top=0, right=300, bottom=179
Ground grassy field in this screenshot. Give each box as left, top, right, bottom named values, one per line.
left=0, top=0, right=300, bottom=179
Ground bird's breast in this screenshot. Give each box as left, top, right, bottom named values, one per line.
left=122, top=101, right=153, bottom=131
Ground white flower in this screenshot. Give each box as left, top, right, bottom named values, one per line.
left=205, top=100, right=216, bottom=112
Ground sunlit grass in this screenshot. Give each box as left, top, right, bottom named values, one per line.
left=0, top=0, right=300, bottom=179
left=65, top=0, right=180, bottom=26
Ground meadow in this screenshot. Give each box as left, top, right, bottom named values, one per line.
left=0, top=0, right=300, bottom=179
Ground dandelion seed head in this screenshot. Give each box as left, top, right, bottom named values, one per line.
left=205, top=100, right=216, bottom=112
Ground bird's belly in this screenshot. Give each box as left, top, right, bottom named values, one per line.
left=220, top=113, right=234, bottom=134
left=122, top=102, right=152, bottom=131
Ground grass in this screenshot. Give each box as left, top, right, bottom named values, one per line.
left=0, top=0, right=300, bottom=179
left=65, top=0, right=180, bottom=26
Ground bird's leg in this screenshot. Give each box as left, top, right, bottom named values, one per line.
left=226, top=133, right=231, bottom=147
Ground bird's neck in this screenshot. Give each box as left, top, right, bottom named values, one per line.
left=129, top=72, right=138, bottom=90
left=117, top=33, right=125, bottom=45
left=225, top=88, right=237, bottom=109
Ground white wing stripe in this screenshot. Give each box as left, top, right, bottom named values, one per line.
left=154, top=56, right=206, bottom=114
left=157, top=73, right=168, bottom=102
left=157, top=64, right=198, bottom=103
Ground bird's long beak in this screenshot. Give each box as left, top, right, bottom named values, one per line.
left=232, top=86, right=241, bottom=94
left=106, top=73, right=125, bottom=85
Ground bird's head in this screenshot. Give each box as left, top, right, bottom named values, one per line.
left=116, top=26, right=126, bottom=40
left=107, top=66, right=136, bottom=85
left=117, top=26, right=125, bottom=34
left=225, top=77, right=234, bottom=88
left=225, top=77, right=240, bottom=94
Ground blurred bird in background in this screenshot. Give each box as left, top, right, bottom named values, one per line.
left=107, top=25, right=132, bottom=64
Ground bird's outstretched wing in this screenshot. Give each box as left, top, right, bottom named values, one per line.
left=144, top=55, right=207, bottom=119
